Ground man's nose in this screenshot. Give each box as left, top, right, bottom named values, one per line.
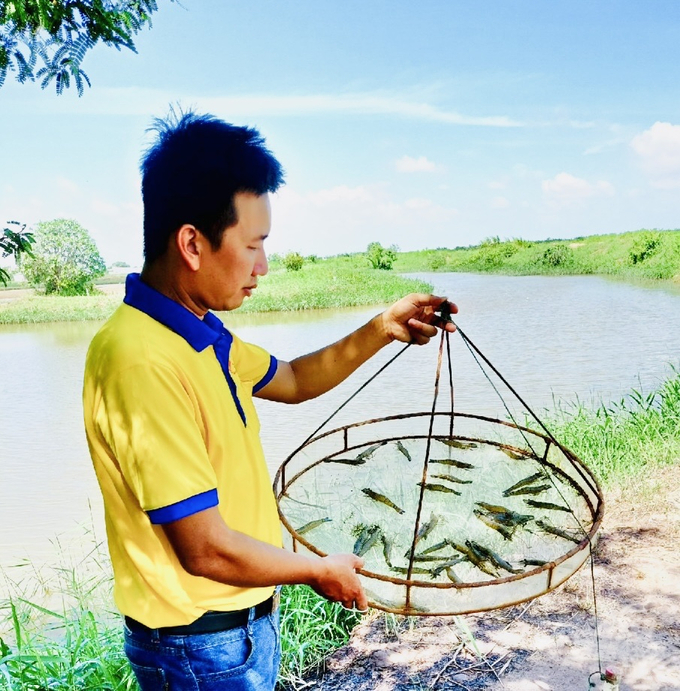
left=255, top=249, right=268, bottom=276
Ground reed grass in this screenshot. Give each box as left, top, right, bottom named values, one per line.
left=0, top=538, right=133, bottom=690
left=0, top=539, right=359, bottom=690
left=547, top=367, right=680, bottom=485
left=278, top=585, right=360, bottom=688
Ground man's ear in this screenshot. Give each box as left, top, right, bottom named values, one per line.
left=175, top=224, right=204, bottom=272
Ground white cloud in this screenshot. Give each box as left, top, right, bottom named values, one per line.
left=404, top=197, right=437, bottom=210
left=55, top=176, right=81, bottom=196
left=491, top=196, right=510, bottom=209
left=18, top=86, right=523, bottom=127
left=269, top=185, right=458, bottom=256
left=395, top=155, right=438, bottom=173
left=631, top=122, right=680, bottom=189
left=512, top=164, right=545, bottom=180
left=542, top=173, right=615, bottom=204
left=568, top=120, right=596, bottom=129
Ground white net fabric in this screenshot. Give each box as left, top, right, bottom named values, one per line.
left=275, top=412, right=603, bottom=615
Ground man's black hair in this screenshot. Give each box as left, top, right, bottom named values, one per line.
left=141, top=110, right=285, bottom=263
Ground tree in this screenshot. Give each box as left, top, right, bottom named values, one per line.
left=22, top=218, right=106, bottom=295
left=0, top=1, right=167, bottom=95
left=0, top=220, right=34, bottom=285
left=365, top=242, right=398, bottom=270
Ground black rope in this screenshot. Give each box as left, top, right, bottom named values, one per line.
left=294, top=342, right=412, bottom=453
left=287, top=311, right=604, bottom=679
left=451, top=320, right=592, bottom=539
left=446, top=317, right=604, bottom=679
left=405, top=328, right=447, bottom=596
left=589, top=542, right=604, bottom=678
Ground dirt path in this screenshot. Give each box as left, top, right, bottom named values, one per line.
left=302, top=465, right=680, bottom=691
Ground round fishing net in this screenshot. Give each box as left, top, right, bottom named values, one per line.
left=274, top=318, right=604, bottom=616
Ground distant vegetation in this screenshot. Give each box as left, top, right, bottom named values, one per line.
left=365, top=241, right=398, bottom=270
left=0, top=221, right=34, bottom=286
left=2, top=229, right=680, bottom=325
left=394, top=229, right=680, bottom=283
left=0, top=255, right=432, bottom=324
left=22, top=219, right=106, bottom=295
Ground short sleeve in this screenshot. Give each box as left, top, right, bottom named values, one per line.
left=229, top=333, right=277, bottom=391
left=94, top=362, right=218, bottom=522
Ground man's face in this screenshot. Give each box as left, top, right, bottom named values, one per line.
left=198, top=191, right=271, bottom=312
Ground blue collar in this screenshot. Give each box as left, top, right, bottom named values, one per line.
left=123, top=273, right=228, bottom=351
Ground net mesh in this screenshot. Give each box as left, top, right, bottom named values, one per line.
left=275, top=412, right=603, bottom=615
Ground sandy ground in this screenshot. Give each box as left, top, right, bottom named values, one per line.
left=297, top=464, right=680, bottom=691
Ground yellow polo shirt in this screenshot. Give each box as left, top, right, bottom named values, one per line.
left=83, top=274, right=281, bottom=627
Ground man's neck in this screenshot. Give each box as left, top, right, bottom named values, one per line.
left=140, top=261, right=207, bottom=319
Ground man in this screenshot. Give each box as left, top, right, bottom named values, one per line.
left=83, top=111, right=456, bottom=691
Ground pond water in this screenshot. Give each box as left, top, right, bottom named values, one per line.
left=1, top=273, right=679, bottom=578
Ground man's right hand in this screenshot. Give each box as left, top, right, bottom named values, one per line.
left=311, top=553, right=368, bottom=611
left=162, top=507, right=368, bottom=610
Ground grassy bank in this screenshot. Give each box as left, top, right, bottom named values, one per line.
left=548, top=368, right=680, bottom=484
left=0, top=262, right=432, bottom=325
left=395, top=228, right=680, bottom=283
left=0, top=554, right=358, bottom=691
left=2, top=370, right=678, bottom=689
left=3, top=228, right=680, bottom=324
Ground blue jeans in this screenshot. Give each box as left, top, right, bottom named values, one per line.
left=123, top=606, right=281, bottom=691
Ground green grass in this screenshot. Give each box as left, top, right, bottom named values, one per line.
left=0, top=542, right=359, bottom=690
left=0, top=294, right=122, bottom=325
left=236, top=263, right=432, bottom=314
left=547, top=368, right=680, bottom=485
left=395, top=228, right=680, bottom=284
left=2, top=370, right=679, bottom=689
left=278, top=585, right=360, bottom=688
left=0, top=539, right=134, bottom=691
left=0, top=263, right=432, bottom=325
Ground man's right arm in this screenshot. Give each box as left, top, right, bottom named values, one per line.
left=161, top=507, right=368, bottom=611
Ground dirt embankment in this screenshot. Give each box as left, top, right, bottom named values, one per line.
left=302, top=465, right=680, bottom=691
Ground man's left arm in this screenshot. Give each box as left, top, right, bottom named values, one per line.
left=255, top=293, right=457, bottom=404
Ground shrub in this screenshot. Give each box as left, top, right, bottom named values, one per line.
left=428, top=252, right=446, bottom=271
left=541, top=243, right=574, bottom=268
left=366, top=242, right=397, bottom=270
left=22, top=219, right=106, bottom=295
left=283, top=251, right=304, bottom=271
left=629, top=231, right=662, bottom=265
left=475, top=237, right=520, bottom=268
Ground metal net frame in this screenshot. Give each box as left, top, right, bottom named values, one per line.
left=273, top=319, right=605, bottom=616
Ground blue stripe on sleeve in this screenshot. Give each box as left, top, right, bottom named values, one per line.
left=147, top=488, right=219, bottom=525
left=252, top=356, right=278, bottom=393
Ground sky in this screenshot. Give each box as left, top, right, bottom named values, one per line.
left=1, top=0, right=680, bottom=266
